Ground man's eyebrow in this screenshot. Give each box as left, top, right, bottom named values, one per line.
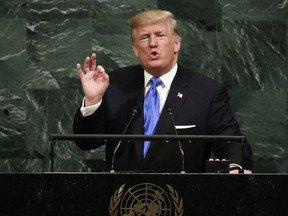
left=155, top=31, right=165, bottom=34
left=139, top=33, right=150, bottom=38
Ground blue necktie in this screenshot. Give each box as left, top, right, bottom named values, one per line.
left=143, top=77, right=162, bottom=158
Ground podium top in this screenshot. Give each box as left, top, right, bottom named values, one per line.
left=50, top=134, right=246, bottom=142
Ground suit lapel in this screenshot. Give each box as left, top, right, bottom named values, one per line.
left=128, top=66, right=145, bottom=161
left=157, top=66, right=190, bottom=134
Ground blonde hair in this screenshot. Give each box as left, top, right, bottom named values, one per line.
left=130, top=9, right=179, bottom=39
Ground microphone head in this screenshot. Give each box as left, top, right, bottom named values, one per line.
left=165, top=105, right=172, bottom=114
left=133, top=106, right=140, bottom=115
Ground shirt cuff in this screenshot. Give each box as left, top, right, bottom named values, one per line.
left=80, top=97, right=102, bottom=117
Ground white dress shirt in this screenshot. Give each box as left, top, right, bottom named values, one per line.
left=80, top=64, right=178, bottom=116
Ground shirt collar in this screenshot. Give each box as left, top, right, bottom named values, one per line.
left=144, top=64, right=178, bottom=88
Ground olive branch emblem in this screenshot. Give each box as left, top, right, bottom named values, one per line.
left=109, top=184, right=125, bottom=216
left=167, top=184, right=184, bottom=216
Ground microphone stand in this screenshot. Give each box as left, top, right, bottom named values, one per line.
left=167, top=107, right=185, bottom=174
left=110, top=109, right=138, bottom=173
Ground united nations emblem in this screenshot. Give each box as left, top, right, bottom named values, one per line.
left=109, top=183, right=183, bottom=216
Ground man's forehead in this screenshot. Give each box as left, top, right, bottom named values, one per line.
left=134, top=21, right=171, bottom=33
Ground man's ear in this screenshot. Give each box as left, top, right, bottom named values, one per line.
left=132, top=45, right=139, bottom=57
left=174, top=35, right=181, bottom=53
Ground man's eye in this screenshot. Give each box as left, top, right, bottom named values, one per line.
left=140, top=35, right=149, bottom=40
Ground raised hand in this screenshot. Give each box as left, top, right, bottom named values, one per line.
left=76, top=53, right=109, bottom=106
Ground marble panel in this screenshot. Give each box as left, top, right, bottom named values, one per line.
left=91, top=18, right=138, bottom=70
left=230, top=90, right=288, bottom=173
left=0, top=89, right=26, bottom=158
left=158, top=0, right=222, bottom=20
left=219, top=20, right=287, bottom=90
left=25, top=88, right=105, bottom=172
left=26, top=0, right=93, bottom=19
left=222, top=0, right=288, bottom=20
left=0, top=18, right=28, bottom=160
left=25, top=0, right=157, bottom=20
left=158, top=0, right=223, bottom=32
left=177, top=20, right=287, bottom=90
left=90, top=0, right=158, bottom=19
left=0, top=19, right=28, bottom=90
left=0, top=159, right=49, bottom=172
left=26, top=18, right=93, bottom=89
left=177, top=20, right=223, bottom=81
left=0, top=1, right=27, bottom=18
left=0, top=0, right=287, bottom=173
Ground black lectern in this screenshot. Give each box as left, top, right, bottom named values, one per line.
left=0, top=173, right=287, bottom=215
left=0, top=134, right=282, bottom=215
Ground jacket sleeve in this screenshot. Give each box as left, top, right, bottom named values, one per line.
left=73, top=104, right=106, bottom=150
left=208, top=86, right=253, bottom=170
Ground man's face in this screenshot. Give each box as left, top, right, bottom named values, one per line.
left=132, top=19, right=181, bottom=76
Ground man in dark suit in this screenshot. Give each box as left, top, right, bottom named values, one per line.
left=73, top=9, right=252, bottom=173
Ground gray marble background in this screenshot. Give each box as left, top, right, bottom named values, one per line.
left=0, top=0, right=287, bottom=173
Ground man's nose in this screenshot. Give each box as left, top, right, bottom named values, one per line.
left=149, top=35, right=158, bottom=47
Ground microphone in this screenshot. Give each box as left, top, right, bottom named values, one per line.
left=166, top=106, right=185, bottom=174
left=110, top=107, right=139, bottom=173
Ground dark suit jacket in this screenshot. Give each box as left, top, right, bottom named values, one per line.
left=73, top=64, right=253, bottom=173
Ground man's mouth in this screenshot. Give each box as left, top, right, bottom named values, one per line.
left=150, top=51, right=159, bottom=60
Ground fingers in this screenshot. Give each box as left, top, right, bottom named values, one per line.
left=76, top=63, right=84, bottom=79
left=91, top=53, right=96, bottom=71
left=94, top=65, right=109, bottom=82
left=76, top=54, right=107, bottom=81
left=244, top=169, right=252, bottom=174
left=81, top=53, right=97, bottom=73
left=83, top=56, right=91, bottom=73
left=97, top=65, right=105, bottom=73
left=229, top=169, right=239, bottom=174
left=96, top=65, right=108, bottom=79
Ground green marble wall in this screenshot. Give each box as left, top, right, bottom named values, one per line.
left=0, top=0, right=287, bottom=173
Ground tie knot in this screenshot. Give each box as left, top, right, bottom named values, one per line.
left=150, top=77, right=162, bottom=87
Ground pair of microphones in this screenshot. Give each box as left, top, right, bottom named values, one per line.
left=110, top=106, right=186, bottom=174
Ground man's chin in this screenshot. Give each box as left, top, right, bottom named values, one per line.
left=146, top=60, right=163, bottom=69
left=146, top=63, right=162, bottom=71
